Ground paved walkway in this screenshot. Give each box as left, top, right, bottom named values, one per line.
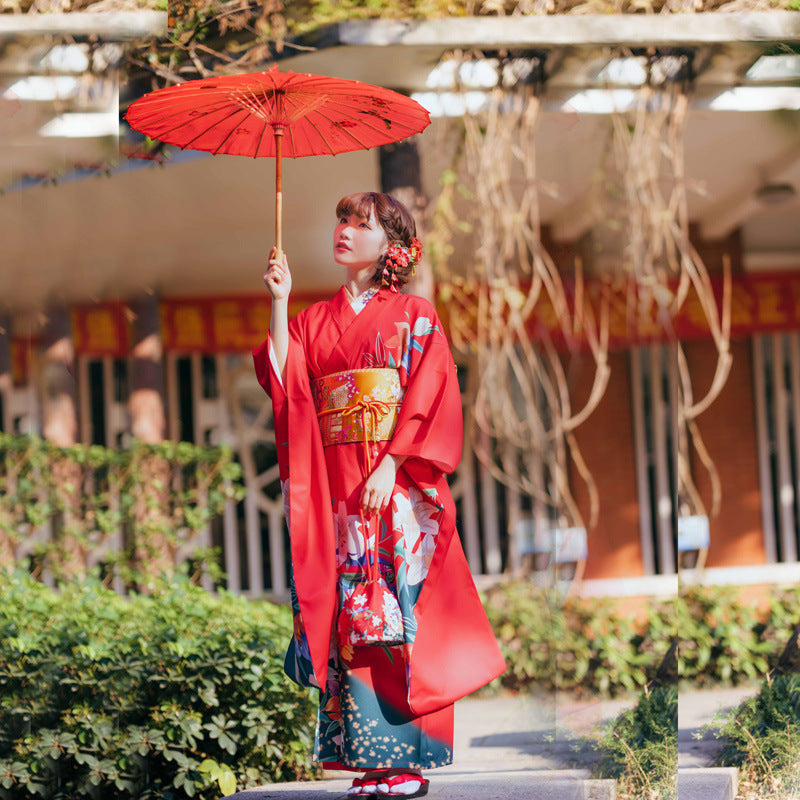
left=226, top=684, right=758, bottom=800
left=679, top=683, right=756, bottom=768
left=227, top=691, right=629, bottom=800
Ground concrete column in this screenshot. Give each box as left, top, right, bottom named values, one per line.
left=40, top=307, right=77, bottom=446
left=129, top=293, right=166, bottom=444
left=0, top=314, right=10, bottom=433
left=40, top=307, right=87, bottom=578
left=126, top=294, right=173, bottom=586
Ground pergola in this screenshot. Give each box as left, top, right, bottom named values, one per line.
left=1, top=11, right=799, bottom=309
left=1, top=9, right=800, bottom=593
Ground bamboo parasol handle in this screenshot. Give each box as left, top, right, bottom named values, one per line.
left=274, top=128, right=283, bottom=258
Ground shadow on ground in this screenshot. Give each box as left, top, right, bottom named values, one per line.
left=468, top=730, right=601, bottom=771
left=226, top=790, right=343, bottom=800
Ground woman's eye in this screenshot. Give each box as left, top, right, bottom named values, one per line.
left=359, top=222, right=370, bottom=229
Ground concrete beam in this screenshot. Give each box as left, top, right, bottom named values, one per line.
left=300, top=11, right=800, bottom=51
left=550, top=196, right=601, bottom=242
left=700, top=145, right=800, bottom=239
left=744, top=251, right=800, bottom=271
left=0, top=10, right=166, bottom=40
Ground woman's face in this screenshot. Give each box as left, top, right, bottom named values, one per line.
left=333, top=207, right=388, bottom=272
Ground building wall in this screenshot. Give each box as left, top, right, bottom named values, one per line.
left=684, top=337, right=766, bottom=567
left=2, top=291, right=785, bottom=586
left=568, top=350, right=644, bottom=580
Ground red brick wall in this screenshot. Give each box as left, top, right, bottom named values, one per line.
left=691, top=225, right=743, bottom=274
left=683, top=338, right=766, bottom=566
left=567, top=350, right=644, bottom=579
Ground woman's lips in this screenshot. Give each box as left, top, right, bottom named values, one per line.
left=335, top=242, right=350, bottom=251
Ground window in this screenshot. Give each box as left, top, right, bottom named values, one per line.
left=752, top=333, right=800, bottom=564
left=630, top=344, right=678, bottom=576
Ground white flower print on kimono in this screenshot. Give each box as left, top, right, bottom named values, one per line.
left=394, top=316, right=437, bottom=378
left=335, top=500, right=372, bottom=568
left=392, top=486, right=440, bottom=586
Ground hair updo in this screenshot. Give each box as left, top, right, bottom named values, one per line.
left=335, top=192, right=418, bottom=289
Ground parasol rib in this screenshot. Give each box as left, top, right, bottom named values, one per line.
left=211, top=108, right=256, bottom=156
left=176, top=106, right=251, bottom=152
left=253, top=116, right=271, bottom=159
left=291, top=113, right=337, bottom=156
left=284, top=120, right=299, bottom=158
left=125, top=65, right=430, bottom=256
left=314, top=100, right=423, bottom=134
left=310, top=108, right=383, bottom=151
left=139, top=102, right=248, bottom=146
left=130, top=98, right=243, bottom=135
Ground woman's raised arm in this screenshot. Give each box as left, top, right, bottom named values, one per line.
left=263, top=247, right=292, bottom=380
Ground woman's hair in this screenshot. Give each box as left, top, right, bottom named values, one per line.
left=335, top=192, right=418, bottom=288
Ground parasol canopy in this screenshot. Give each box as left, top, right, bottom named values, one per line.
left=125, top=66, right=431, bottom=252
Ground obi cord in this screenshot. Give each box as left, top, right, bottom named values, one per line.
left=313, top=368, right=404, bottom=473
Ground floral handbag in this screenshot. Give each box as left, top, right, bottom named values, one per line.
left=337, top=513, right=405, bottom=648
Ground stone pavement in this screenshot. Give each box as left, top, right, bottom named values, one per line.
left=227, top=691, right=626, bottom=800
left=677, top=684, right=757, bottom=800
left=678, top=684, right=756, bottom=768
left=226, top=685, right=757, bottom=800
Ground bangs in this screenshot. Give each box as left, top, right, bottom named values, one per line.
left=336, top=192, right=376, bottom=221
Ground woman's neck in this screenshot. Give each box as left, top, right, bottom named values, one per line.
left=345, top=266, right=377, bottom=299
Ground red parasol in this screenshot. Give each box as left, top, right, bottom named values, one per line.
left=125, top=65, right=431, bottom=253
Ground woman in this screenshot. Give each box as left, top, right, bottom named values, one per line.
left=253, top=192, right=505, bottom=798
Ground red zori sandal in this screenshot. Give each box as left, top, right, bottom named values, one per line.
left=375, top=774, right=430, bottom=798
left=345, top=776, right=379, bottom=796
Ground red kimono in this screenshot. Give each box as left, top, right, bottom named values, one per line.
left=253, top=286, right=504, bottom=770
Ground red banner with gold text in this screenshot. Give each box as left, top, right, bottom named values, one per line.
left=134, top=273, right=800, bottom=355
left=439, top=271, right=800, bottom=352
left=72, top=302, right=131, bottom=357
left=160, top=294, right=330, bottom=353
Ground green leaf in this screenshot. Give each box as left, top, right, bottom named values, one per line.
left=218, top=767, right=237, bottom=796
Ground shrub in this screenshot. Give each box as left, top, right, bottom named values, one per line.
left=482, top=581, right=800, bottom=697
left=714, top=673, right=800, bottom=800
left=482, top=582, right=675, bottom=696
left=0, top=570, right=317, bottom=800
left=594, top=684, right=678, bottom=800
left=677, top=585, right=774, bottom=686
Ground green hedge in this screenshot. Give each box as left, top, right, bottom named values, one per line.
left=482, top=582, right=800, bottom=696
left=0, top=433, right=244, bottom=583
left=482, top=583, right=674, bottom=696
left=4, top=573, right=800, bottom=798
left=0, top=571, right=317, bottom=800
left=595, top=685, right=678, bottom=800
left=715, top=673, right=800, bottom=799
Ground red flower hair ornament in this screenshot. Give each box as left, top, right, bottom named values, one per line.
left=381, top=237, right=423, bottom=293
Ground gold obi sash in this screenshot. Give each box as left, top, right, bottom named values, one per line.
left=312, top=368, right=403, bottom=470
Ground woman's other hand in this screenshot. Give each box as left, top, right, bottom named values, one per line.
left=360, top=454, right=405, bottom=515
left=264, top=247, right=292, bottom=301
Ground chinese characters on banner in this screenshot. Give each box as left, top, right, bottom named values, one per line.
left=439, top=272, right=800, bottom=352
left=158, top=294, right=329, bottom=353
left=9, top=273, right=800, bottom=373
left=71, top=303, right=131, bottom=357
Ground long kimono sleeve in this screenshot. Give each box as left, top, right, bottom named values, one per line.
left=384, top=301, right=506, bottom=715
left=252, top=336, right=289, bottom=480
left=387, top=308, right=463, bottom=475
left=252, top=320, right=337, bottom=694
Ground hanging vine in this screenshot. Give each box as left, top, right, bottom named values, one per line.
left=431, top=58, right=611, bottom=541
left=0, top=433, right=244, bottom=585
left=607, top=56, right=732, bottom=521
left=429, top=47, right=734, bottom=573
